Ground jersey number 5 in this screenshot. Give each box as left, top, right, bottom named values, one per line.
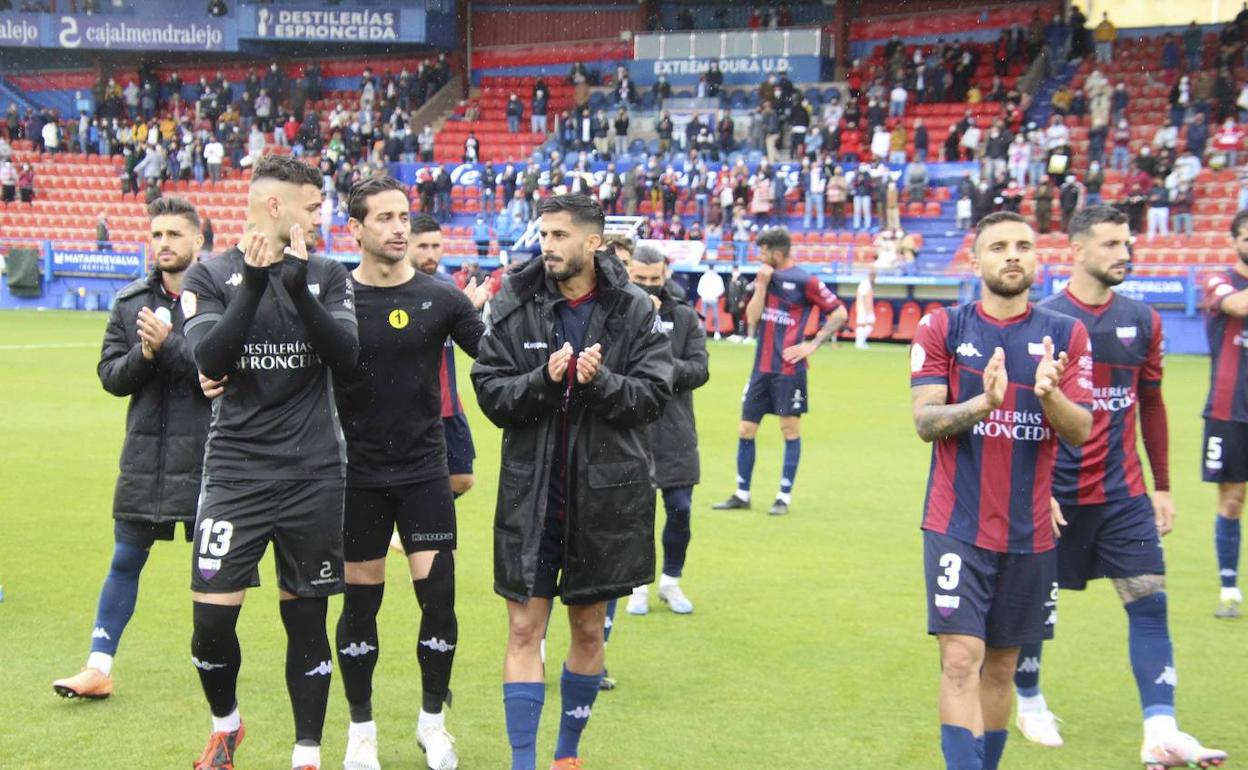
left=936, top=553, right=963, bottom=591
left=198, top=518, right=235, bottom=558
left=1206, top=436, right=1224, bottom=471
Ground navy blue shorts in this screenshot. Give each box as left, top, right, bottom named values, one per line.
left=741, top=371, right=809, bottom=423
left=443, top=413, right=476, bottom=476
left=924, top=530, right=1058, bottom=648
left=114, top=519, right=192, bottom=548
left=1054, top=494, right=1165, bottom=590
left=1202, top=418, right=1248, bottom=483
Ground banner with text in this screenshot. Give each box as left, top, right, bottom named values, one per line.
left=51, top=248, right=144, bottom=278
left=54, top=14, right=231, bottom=51
left=250, top=7, right=400, bottom=43
left=630, top=55, right=824, bottom=87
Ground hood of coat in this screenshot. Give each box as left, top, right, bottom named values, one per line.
left=490, top=247, right=633, bottom=323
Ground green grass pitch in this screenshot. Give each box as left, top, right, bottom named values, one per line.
left=0, top=309, right=1244, bottom=769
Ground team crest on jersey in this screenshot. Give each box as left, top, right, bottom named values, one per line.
left=388, top=309, right=409, bottom=329
left=1027, top=341, right=1047, bottom=360
left=181, top=291, right=197, bottom=318
left=1116, top=326, right=1138, bottom=345
left=308, top=283, right=320, bottom=296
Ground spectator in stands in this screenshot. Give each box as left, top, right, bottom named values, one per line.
left=1051, top=85, right=1073, bottom=117
left=826, top=166, right=848, bottom=229
left=505, top=94, right=523, bottom=135
left=903, top=155, right=929, bottom=203
left=1059, top=175, right=1084, bottom=232
left=591, top=110, right=610, bottom=159
left=889, top=83, right=908, bottom=119
left=884, top=181, right=901, bottom=232
left=888, top=122, right=907, bottom=165
left=652, top=75, right=672, bottom=105
left=1184, top=21, right=1203, bottom=70
left=983, top=122, right=1010, bottom=181
left=464, top=131, right=480, bottom=164
left=612, top=108, right=630, bottom=159
left=1081, top=160, right=1104, bottom=206
left=1146, top=177, right=1171, bottom=240
left=1171, top=181, right=1195, bottom=238
left=1069, top=89, right=1088, bottom=120
left=203, top=136, right=223, bottom=184
left=1025, top=177, right=1052, bottom=234
left=1236, top=161, right=1248, bottom=212
left=95, top=213, right=110, bottom=251
left=1215, top=117, right=1245, bottom=167
left=531, top=81, right=548, bottom=135
left=749, top=167, right=774, bottom=227
left=1094, top=12, right=1116, bottom=63
left=1007, top=132, right=1031, bottom=185
left=1174, top=146, right=1202, bottom=184
left=567, top=61, right=589, bottom=85
left=1170, top=75, right=1193, bottom=127
left=1187, top=113, right=1210, bottom=158
left=960, top=119, right=982, bottom=162
left=1045, top=115, right=1071, bottom=167
left=1069, top=5, right=1091, bottom=59
left=616, top=69, right=635, bottom=109
left=800, top=158, right=825, bottom=231
left=1001, top=177, right=1025, bottom=213
left=870, top=125, right=890, bottom=163
left=1109, top=119, right=1132, bottom=172
left=41, top=117, right=59, bottom=154
left=418, top=125, right=434, bottom=162
left=472, top=216, right=491, bottom=257
left=970, top=179, right=995, bottom=225
left=17, top=162, right=33, bottom=204
left=789, top=100, right=811, bottom=159
left=434, top=166, right=453, bottom=224
left=1161, top=34, right=1181, bottom=73
left=654, top=110, right=674, bottom=159
left=1045, top=13, right=1070, bottom=76
left=851, top=164, right=874, bottom=231
left=730, top=205, right=752, bottom=263
left=706, top=62, right=723, bottom=98
left=907, top=117, right=928, bottom=162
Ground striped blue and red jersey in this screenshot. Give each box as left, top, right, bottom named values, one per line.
left=434, top=271, right=465, bottom=419
left=1039, top=289, right=1165, bottom=505
left=1202, top=269, right=1248, bottom=423
left=911, top=303, right=1093, bottom=554
left=753, top=266, right=844, bottom=376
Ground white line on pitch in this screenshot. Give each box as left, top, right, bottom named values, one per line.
left=0, top=342, right=97, bottom=350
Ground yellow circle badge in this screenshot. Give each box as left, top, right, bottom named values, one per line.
left=388, top=309, right=409, bottom=329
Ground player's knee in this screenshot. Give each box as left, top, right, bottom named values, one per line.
left=507, top=614, right=545, bottom=651
left=738, top=421, right=759, bottom=439
left=567, top=611, right=606, bottom=650
left=980, top=651, right=1019, bottom=686
left=109, top=540, right=150, bottom=577
left=450, top=475, right=474, bottom=495
left=780, top=424, right=801, bottom=441
left=939, top=640, right=982, bottom=683
left=1114, top=574, right=1166, bottom=603
left=345, top=559, right=386, bottom=585
left=1219, top=487, right=1245, bottom=518
left=413, top=551, right=456, bottom=613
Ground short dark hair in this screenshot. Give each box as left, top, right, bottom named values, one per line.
left=410, top=213, right=441, bottom=235
left=973, top=210, right=1030, bottom=248
left=755, top=226, right=791, bottom=255
left=1068, top=204, right=1128, bottom=240
left=347, top=175, right=407, bottom=223
left=147, top=196, right=200, bottom=229
left=1233, top=209, right=1248, bottom=238
left=250, top=154, right=322, bottom=188
left=603, top=234, right=635, bottom=255
left=537, top=193, right=605, bottom=234
left=632, top=244, right=666, bottom=265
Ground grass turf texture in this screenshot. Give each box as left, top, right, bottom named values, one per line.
left=0, top=309, right=1244, bottom=769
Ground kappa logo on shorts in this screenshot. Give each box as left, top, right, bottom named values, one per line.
left=934, top=594, right=960, bottom=618
left=410, top=532, right=454, bottom=542
left=197, top=556, right=221, bottom=579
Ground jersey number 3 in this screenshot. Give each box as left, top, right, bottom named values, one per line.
left=198, top=518, right=235, bottom=558
left=936, top=553, right=963, bottom=591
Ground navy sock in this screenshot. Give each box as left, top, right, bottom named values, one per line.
left=504, top=682, right=544, bottom=770
left=603, top=599, right=617, bottom=645
left=1125, top=592, right=1176, bottom=719
left=661, top=487, right=692, bottom=577
left=555, top=666, right=603, bottom=760
left=736, top=438, right=755, bottom=494
left=780, top=438, right=801, bottom=497
left=940, top=724, right=983, bottom=770
left=1216, top=516, right=1240, bottom=588
left=982, top=730, right=1008, bottom=770
left=1013, top=641, right=1043, bottom=696
left=89, top=541, right=149, bottom=655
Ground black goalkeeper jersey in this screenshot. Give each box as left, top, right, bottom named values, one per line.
left=182, top=247, right=358, bottom=481
left=333, top=270, right=484, bottom=487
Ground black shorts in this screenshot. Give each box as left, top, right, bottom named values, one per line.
left=1202, top=418, right=1248, bottom=483
left=741, top=371, right=809, bottom=423
left=114, top=519, right=192, bottom=548
left=1055, top=495, right=1166, bottom=591
left=344, top=478, right=457, bottom=562
left=924, top=530, right=1058, bottom=648
left=443, top=413, right=476, bottom=477
left=190, top=478, right=345, bottom=598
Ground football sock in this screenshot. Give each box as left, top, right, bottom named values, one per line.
left=735, top=438, right=755, bottom=498
left=1013, top=641, right=1043, bottom=699
left=335, top=582, right=384, bottom=724
left=779, top=437, right=801, bottom=499
left=661, top=503, right=691, bottom=579
left=856, top=325, right=869, bottom=346
left=603, top=599, right=617, bottom=644
left=212, top=706, right=241, bottom=734
left=191, top=602, right=242, bottom=718
left=940, top=724, right=983, bottom=770
left=503, top=681, right=545, bottom=770
left=279, top=597, right=333, bottom=744
left=1216, top=515, right=1240, bottom=588
left=87, top=536, right=149, bottom=658
left=290, top=742, right=320, bottom=769
left=982, top=730, right=1008, bottom=770
left=88, top=541, right=150, bottom=659
left=1125, top=593, right=1176, bottom=719
left=555, top=666, right=603, bottom=760
left=413, top=552, right=457, bottom=714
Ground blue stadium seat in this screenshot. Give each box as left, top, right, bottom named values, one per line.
left=588, top=92, right=605, bottom=110
left=629, top=138, right=646, bottom=154
left=646, top=139, right=660, bottom=155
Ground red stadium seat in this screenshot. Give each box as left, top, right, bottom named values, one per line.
left=869, top=301, right=895, bottom=340
left=893, top=301, right=922, bottom=341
